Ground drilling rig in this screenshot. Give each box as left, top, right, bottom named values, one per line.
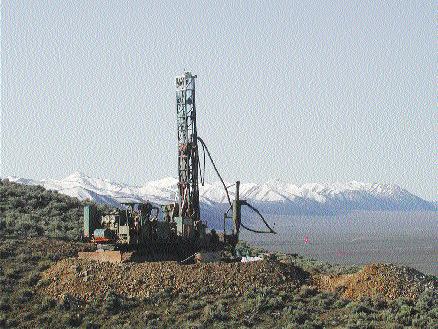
left=173, top=72, right=203, bottom=240
left=79, top=72, right=274, bottom=263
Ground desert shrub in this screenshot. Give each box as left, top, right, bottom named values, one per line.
left=181, top=321, right=206, bottom=329
left=242, top=287, right=282, bottom=314
left=267, top=295, right=284, bottom=310
left=17, top=288, right=34, bottom=303
left=41, top=296, right=57, bottom=311
left=301, top=319, right=324, bottom=329
left=348, top=300, right=374, bottom=315
left=379, top=309, right=395, bottom=322
left=299, top=285, right=318, bottom=298
left=333, top=298, right=350, bottom=308
left=61, top=312, right=83, bottom=327
left=235, top=241, right=264, bottom=257
left=411, top=314, right=433, bottom=328
left=343, top=300, right=380, bottom=329
left=372, top=296, right=387, bottom=310
left=203, top=301, right=229, bottom=321
left=186, top=310, right=201, bottom=321
left=189, top=300, right=206, bottom=311
left=357, top=296, right=375, bottom=309
left=428, top=305, right=438, bottom=318
left=0, top=313, right=6, bottom=327
left=309, top=291, right=336, bottom=310
left=58, top=293, right=78, bottom=311
left=0, top=180, right=108, bottom=240
left=392, top=297, right=414, bottom=309
left=384, top=324, right=404, bottom=329
left=194, top=286, right=210, bottom=298
left=345, top=321, right=375, bottom=329
left=415, top=288, right=436, bottom=312
left=37, top=260, right=52, bottom=271
left=0, top=298, right=10, bottom=312
left=5, top=318, right=18, bottom=328
left=4, top=267, right=21, bottom=279
left=284, top=253, right=339, bottom=274
left=15, top=214, right=45, bottom=236
left=144, top=288, right=174, bottom=305
left=287, top=309, right=309, bottom=325
left=103, top=291, right=122, bottom=314
left=243, top=288, right=256, bottom=299
left=0, top=247, right=12, bottom=259
left=394, top=304, right=414, bottom=326
left=171, top=302, right=186, bottom=314
left=21, top=311, right=34, bottom=321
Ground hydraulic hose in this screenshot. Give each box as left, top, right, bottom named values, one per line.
left=197, top=137, right=232, bottom=206
left=197, top=136, right=275, bottom=234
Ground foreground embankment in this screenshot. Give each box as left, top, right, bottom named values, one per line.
left=0, top=237, right=436, bottom=328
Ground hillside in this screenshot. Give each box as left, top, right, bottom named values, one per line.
left=0, top=179, right=110, bottom=240
left=6, top=172, right=436, bottom=217
left=0, top=180, right=436, bottom=328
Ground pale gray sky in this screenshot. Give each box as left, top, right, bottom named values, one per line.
left=2, top=1, right=436, bottom=200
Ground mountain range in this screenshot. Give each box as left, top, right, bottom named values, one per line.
left=5, top=172, right=435, bottom=218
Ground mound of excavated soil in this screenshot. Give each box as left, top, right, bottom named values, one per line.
left=39, top=258, right=308, bottom=301
left=315, top=263, right=436, bottom=300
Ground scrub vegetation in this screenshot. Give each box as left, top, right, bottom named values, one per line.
left=0, top=180, right=436, bottom=328
left=0, top=179, right=110, bottom=239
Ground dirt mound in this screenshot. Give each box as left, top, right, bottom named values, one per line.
left=315, top=263, right=436, bottom=300
left=39, top=258, right=307, bottom=301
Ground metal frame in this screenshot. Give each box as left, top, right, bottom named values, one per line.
left=176, top=72, right=200, bottom=226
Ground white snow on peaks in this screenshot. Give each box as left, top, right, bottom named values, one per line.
left=4, top=172, right=435, bottom=214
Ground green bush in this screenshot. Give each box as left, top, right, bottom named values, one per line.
left=203, top=301, right=229, bottom=321
left=242, top=287, right=282, bottom=314
left=17, top=288, right=34, bottom=303
left=333, top=298, right=350, bottom=308
left=394, top=304, right=414, bottom=326
left=299, top=285, right=318, bottom=298
left=103, top=291, right=122, bottom=314
left=0, top=298, right=10, bottom=312
left=287, top=309, right=309, bottom=325
left=24, top=272, right=40, bottom=287
left=267, top=295, right=284, bottom=310
left=0, top=313, right=6, bottom=327
left=41, top=296, right=56, bottom=311
left=412, top=314, right=432, bottom=328
left=189, top=300, right=206, bottom=311
left=4, top=267, right=21, bottom=279
left=415, top=289, right=436, bottom=312
left=301, top=319, right=324, bottom=329
left=58, top=293, right=77, bottom=311
left=308, top=292, right=336, bottom=310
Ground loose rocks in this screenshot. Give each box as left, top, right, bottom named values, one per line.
left=39, top=258, right=308, bottom=301
left=314, top=263, right=437, bottom=300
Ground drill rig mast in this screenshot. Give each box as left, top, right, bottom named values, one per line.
left=175, top=72, right=201, bottom=238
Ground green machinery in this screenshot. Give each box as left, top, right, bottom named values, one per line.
left=83, top=202, right=168, bottom=249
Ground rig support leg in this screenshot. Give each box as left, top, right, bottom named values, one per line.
left=232, top=181, right=241, bottom=238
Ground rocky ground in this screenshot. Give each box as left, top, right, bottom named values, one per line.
left=39, top=256, right=436, bottom=304
left=1, top=237, right=437, bottom=328
left=314, top=263, right=437, bottom=300
left=39, top=258, right=308, bottom=301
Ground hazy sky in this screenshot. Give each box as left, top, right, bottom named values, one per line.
left=2, top=1, right=436, bottom=200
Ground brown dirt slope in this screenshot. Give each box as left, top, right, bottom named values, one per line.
left=39, top=258, right=308, bottom=301
left=314, top=263, right=436, bottom=300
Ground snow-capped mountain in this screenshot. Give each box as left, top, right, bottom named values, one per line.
left=4, top=172, right=435, bottom=215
